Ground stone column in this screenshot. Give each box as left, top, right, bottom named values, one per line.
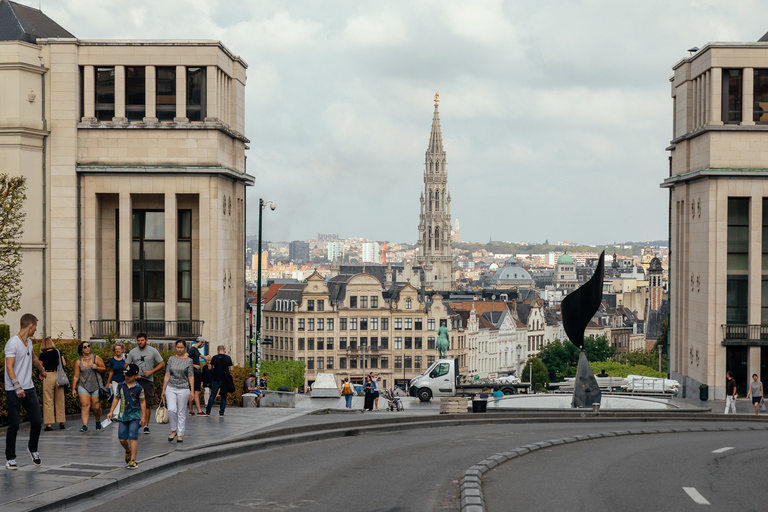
left=165, top=193, right=178, bottom=325
left=174, top=65, right=188, bottom=122
left=118, top=192, right=132, bottom=322
left=82, top=65, right=96, bottom=121
left=113, top=66, right=127, bottom=122
left=205, top=66, right=218, bottom=122
left=743, top=68, right=755, bottom=125
left=711, top=68, right=723, bottom=125
left=144, top=66, right=157, bottom=122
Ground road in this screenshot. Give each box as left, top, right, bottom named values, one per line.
left=80, top=419, right=763, bottom=512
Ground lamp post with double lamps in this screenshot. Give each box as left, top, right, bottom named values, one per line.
left=251, top=198, right=276, bottom=371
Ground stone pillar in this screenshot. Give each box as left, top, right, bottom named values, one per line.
left=205, top=66, right=218, bottom=122
left=144, top=66, right=157, bottom=122
left=749, top=194, right=762, bottom=327
left=711, top=68, right=723, bottom=125
left=113, top=66, right=127, bottom=122
left=165, top=193, right=178, bottom=324
left=743, top=68, right=755, bottom=125
left=174, top=65, right=188, bottom=122
left=118, top=192, right=132, bottom=322
left=83, top=65, right=96, bottom=121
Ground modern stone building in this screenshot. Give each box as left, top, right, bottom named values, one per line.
left=663, top=32, right=768, bottom=397
left=0, top=2, right=252, bottom=360
left=417, top=95, right=454, bottom=291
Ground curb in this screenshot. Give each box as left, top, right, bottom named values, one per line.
left=459, top=424, right=768, bottom=512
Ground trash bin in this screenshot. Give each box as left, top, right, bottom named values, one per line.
left=699, top=384, right=708, bottom=401
left=472, top=399, right=487, bottom=413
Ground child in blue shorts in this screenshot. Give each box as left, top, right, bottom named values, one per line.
left=107, top=363, right=146, bottom=469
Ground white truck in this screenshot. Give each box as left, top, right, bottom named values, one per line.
left=408, top=358, right=530, bottom=402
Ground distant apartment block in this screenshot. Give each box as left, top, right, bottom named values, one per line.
left=289, top=241, right=310, bottom=263
left=361, top=242, right=380, bottom=264
left=327, top=241, right=344, bottom=262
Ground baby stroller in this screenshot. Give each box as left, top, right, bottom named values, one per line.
left=382, top=388, right=404, bottom=411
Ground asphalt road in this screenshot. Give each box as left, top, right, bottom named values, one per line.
left=484, top=429, right=768, bottom=512
left=81, top=419, right=762, bottom=512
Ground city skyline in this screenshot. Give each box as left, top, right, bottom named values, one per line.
left=32, top=0, right=768, bottom=244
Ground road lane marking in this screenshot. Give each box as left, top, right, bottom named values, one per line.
left=712, top=447, right=734, bottom=453
left=683, top=487, right=711, bottom=505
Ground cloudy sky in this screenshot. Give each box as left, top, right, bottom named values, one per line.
left=30, top=0, right=768, bottom=245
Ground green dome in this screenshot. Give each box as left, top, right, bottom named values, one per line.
left=557, top=253, right=574, bottom=265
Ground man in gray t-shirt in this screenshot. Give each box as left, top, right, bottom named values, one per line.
left=125, top=333, right=165, bottom=434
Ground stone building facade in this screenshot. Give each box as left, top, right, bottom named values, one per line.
left=0, top=2, right=252, bottom=360
left=663, top=33, right=768, bottom=397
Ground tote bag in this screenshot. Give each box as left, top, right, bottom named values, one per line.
left=56, top=350, right=70, bottom=387
left=155, top=397, right=169, bottom=424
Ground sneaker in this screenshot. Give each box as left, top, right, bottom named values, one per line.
left=95, top=421, right=102, bottom=431
left=59, top=423, right=65, bottom=430
left=80, top=425, right=88, bottom=433
left=27, top=448, right=41, bottom=467
left=143, top=426, right=150, bottom=435
left=44, top=426, right=53, bottom=432
left=197, top=412, right=208, bottom=417
left=6, top=460, right=17, bottom=470
left=189, top=411, right=196, bottom=416
left=124, top=452, right=132, bottom=464
left=127, top=460, right=138, bottom=469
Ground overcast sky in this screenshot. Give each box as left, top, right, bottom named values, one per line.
left=31, top=0, right=768, bottom=245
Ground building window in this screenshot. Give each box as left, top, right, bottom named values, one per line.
left=317, top=357, right=324, bottom=370
left=405, top=318, right=412, bottom=330
left=370, top=337, right=378, bottom=349
left=350, top=337, right=358, bottom=349
left=347, top=318, right=357, bottom=330
left=428, top=319, right=435, bottom=331
left=350, top=357, right=358, bottom=369
left=406, top=298, right=412, bottom=309
left=156, top=66, right=176, bottom=121
left=404, top=356, right=412, bottom=369
left=371, top=296, right=378, bottom=308
left=126, top=67, right=145, bottom=121
left=186, top=67, right=206, bottom=121
left=340, top=337, right=347, bottom=350
left=177, top=210, right=192, bottom=321
left=360, top=296, right=368, bottom=308
left=327, top=318, right=334, bottom=331
left=370, top=318, right=378, bottom=330
left=317, top=300, right=324, bottom=312
left=95, top=67, right=116, bottom=121
left=405, top=337, right=412, bottom=350
left=317, top=338, right=324, bottom=350
left=381, top=318, right=389, bottom=330
left=317, top=319, right=324, bottom=331
left=428, top=355, right=435, bottom=366
left=415, top=318, right=423, bottom=330
left=395, top=337, right=402, bottom=349
left=415, top=356, right=422, bottom=369
left=326, top=337, right=334, bottom=350
left=340, top=357, right=347, bottom=369
left=132, top=210, right=165, bottom=321
left=308, top=338, right=314, bottom=350
left=722, top=68, right=743, bottom=124
left=298, top=338, right=305, bottom=351
left=349, top=296, right=357, bottom=308
left=728, top=198, right=749, bottom=324
left=340, top=318, right=347, bottom=330
left=307, top=357, right=314, bottom=370
left=381, top=357, right=389, bottom=369
left=756, top=70, right=768, bottom=123
left=370, top=357, right=378, bottom=368
left=395, top=318, right=402, bottom=330
left=415, top=337, right=422, bottom=350
left=428, top=337, right=436, bottom=350
left=381, top=337, right=389, bottom=349
left=360, top=318, right=368, bottom=330
left=326, top=357, right=334, bottom=369
left=307, top=300, right=314, bottom=311
left=395, top=356, right=402, bottom=369
left=307, top=319, right=314, bottom=331
left=298, top=319, right=305, bottom=331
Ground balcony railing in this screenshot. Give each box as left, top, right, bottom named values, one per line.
left=90, top=320, right=204, bottom=340
left=721, top=324, right=768, bottom=345
left=347, top=346, right=379, bottom=353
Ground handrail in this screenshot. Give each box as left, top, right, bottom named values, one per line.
left=90, top=319, right=204, bottom=339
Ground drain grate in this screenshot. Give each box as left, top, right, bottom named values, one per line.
left=43, top=469, right=100, bottom=477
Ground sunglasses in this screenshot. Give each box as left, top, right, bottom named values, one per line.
left=83, top=345, right=90, bottom=348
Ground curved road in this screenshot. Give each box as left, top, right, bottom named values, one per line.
left=82, top=419, right=762, bottom=512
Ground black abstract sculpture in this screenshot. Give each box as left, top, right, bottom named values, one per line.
left=561, top=251, right=605, bottom=408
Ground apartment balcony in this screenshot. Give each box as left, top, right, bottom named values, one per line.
left=90, top=320, right=204, bottom=340
left=721, top=324, right=768, bottom=345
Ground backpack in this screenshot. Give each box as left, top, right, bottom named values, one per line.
left=342, top=382, right=353, bottom=395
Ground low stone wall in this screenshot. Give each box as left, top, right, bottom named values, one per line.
left=261, top=390, right=296, bottom=408
left=440, top=396, right=469, bottom=414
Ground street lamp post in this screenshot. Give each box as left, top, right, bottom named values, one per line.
left=251, top=198, right=276, bottom=371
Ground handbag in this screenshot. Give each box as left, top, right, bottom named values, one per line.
left=760, top=399, right=766, bottom=413
left=225, top=372, right=236, bottom=393
left=155, top=397, right=169, bottom=424
left=98, top=383, right=113, bottom=401
left=56, top=350, right=70, bottom=387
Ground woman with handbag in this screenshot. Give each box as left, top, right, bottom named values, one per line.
left=106, top=343, right=127, bottom=417
left=39, top=337, right=67, bottom=431
left=161, top=340, right=194, bottom=443
left=72, top=341, right=106, bottom=432
left=746, top=373, right=764, bottom=416
left=363, top=375, right=375, bottom=411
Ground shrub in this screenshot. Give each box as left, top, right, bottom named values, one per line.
left=588, top=361, right=665, bottom=379
left=260, top=360, right=305, bottom=391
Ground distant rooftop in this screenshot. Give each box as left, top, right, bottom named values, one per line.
left=0, top=0, right=74, bottom=43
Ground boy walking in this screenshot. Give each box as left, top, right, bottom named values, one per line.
left=107, top=363, right=146, bottom=469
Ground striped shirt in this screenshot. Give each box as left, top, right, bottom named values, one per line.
left=166, top=356, right=194, bottom=389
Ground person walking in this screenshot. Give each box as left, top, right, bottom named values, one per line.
left=370, top=372, right=380, bottom=410
left=107, top=363, right=146, bottom=469
left=72, top=341, right=107, bottom=432
left=162, top=340, right=195, bottom=442
left=725, top=371, right=738, bottom=414
left=341, top=377, right=354, bottom=409
left=202, top=362, right=212, bottom=406
left=746, top=373, right=764, bottom=416
left=125, top=333, right=165, bottom=434
left=39, top=337, right=67, bottom=431
left=205, top=345, right=233, bottom=417
left=186, top=338, right=210, bottom=416
left=363, top=375, right=375, bottom=411
left=106, top=343, right=127, bottom=418
left=5, top=313, right=46, bottom=470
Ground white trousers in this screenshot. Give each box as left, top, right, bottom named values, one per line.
left=725, top=395, right=737, bottom=414
left=166, top=386, right=191, bottom=436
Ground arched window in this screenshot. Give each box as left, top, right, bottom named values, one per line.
left=435, top=227, right=440, bottom=249
left=429, top=190, right=433, bottom=211
left=436, top=162, right=440, bottom=173
left=428, top=227, right=432, bottom=249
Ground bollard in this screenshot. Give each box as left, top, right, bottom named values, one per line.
left=592, top=403, right=600, bottom=413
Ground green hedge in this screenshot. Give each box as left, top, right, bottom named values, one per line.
left=0, top=339, right=252, bottom=425
left=588, top=361, right=666, bottom=379
left=259, top=360, right=305, bottom=391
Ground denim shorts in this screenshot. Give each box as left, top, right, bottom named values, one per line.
left=118, top=419, right=140, bottom=440
left=77, top=385, right=99, bottom=397
left=753, top=396, right=763, bottom=405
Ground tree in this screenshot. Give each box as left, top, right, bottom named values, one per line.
left=0, top=175, right=26, bottom=318
left=521, top=357, right=549, bottom=390
left=538, top=340, right=578, bottom=382
left=584, top=335, right=615, bottom=362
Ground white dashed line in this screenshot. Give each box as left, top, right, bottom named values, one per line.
left=712, top=447, right=735, bottom=453
left=683, top=487, right=711, bottom=505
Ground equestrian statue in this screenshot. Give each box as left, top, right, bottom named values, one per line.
left=436, top=324, right=450, bottom=359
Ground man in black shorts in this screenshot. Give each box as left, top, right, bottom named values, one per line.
left=125, top=333, right=164, bottom=434
left=187, top=338, right=210, bottom=416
